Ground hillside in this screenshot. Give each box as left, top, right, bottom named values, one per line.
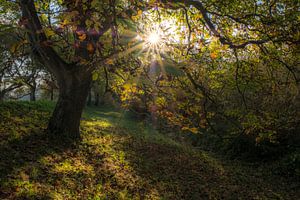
left=0, top=101, right=299, bottom=199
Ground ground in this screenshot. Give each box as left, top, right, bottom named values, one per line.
left=0, top=101, right=299, bottom=199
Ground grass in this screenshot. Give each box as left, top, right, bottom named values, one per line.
left=0, top=101, right=299, bottom=199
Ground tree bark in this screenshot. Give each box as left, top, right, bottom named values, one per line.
left=50, top=88, right=54, bottom=101
left=47, top=71, right=92, bottom=139
left=87, top=87, right=92, bottom=106
left=94, top=92, right=100, bottom=106
left=0, top=92, right=4, bottom=101
left=30, top=86, right=36, bottom=101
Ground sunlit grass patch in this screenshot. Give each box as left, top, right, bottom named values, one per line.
left=81, top=119, right=114, bottom=135
left=82, top=120, right=113, bottom=128
left=81, top=130, right=115, bottom=147
left=0, top=101, right=52, bottom=144
left=2, top=169, right=52, bottom=200
left=12, top=179, right=40, bottom=198
left=53, top=159, right=94, bottom=174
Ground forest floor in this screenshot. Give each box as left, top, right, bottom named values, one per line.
left=0, top=101, right=299, bottom=200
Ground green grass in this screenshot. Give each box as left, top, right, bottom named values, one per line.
left=0, top=101, right=299, bottom=199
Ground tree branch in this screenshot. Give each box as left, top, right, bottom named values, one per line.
left=20, top=0, right=71, bottom=76
left=164, top=0, right=270, bottom=49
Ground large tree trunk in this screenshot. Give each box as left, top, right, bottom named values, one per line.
left=47, top=72, right=92, bottom=139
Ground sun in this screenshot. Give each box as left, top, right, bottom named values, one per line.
left=133, top=17, right=182, bottom=58
left=140, top=29, right=165, bottom=57
left=147, top=32, right=161, bottom=44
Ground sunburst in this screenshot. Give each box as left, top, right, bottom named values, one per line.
left=147, top=32, right=161, bottom=45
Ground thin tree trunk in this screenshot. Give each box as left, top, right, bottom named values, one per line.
left=30, top=86, right=36, bottom=101
left=94, top=92, right=100, bottom=106
left=50, top=88, right=54, bottom=101
left=0, top=92, right=4, bottom=101
left=87, top=87, right=92, bottom=106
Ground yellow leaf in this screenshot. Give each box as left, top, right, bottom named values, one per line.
left=44, top=28, right=55, bottom=37
left=61, top=19, right=69, bottom=26
left=131, top=15, right=137, bottom=21
left=148, top=0, right=156, bottom=5
left=123, top=83, right=131, bottom=90
left=194, top=14, right=202, bottom=20
left=71, top=25, right=77, bottom=31
left=79, top=59, right=88, bottom=65
left=189, top=127, right=198, bottom=134
left=182, top=127, right=189, bottom=131
left=10, top=40, right=28, bottom=53
left=106, top=59, right=114, bottom=65
left=137, top=10, right=143, bottom=16
left=10, top=43, right=18, bottom=53
left=85, top=19, right=93, bottom=28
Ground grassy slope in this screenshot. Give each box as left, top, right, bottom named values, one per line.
left=0, top=101, right=299, bottom=200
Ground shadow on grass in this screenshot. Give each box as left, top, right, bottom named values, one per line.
left=117, top=138, right=226, bottom=199
left=115, top=131, right=300, bottom=199
left=0, top=132, right=77, bottom=199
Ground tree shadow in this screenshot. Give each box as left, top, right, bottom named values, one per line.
left=114, top=130, right=300, bottom=199
left=0, top=131, right=79, bottom=199
left=81, top=106, right=300, bottom=199
left=115, top=136, right=228, bottom=199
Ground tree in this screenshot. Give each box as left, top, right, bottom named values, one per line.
left=39, top=72, right=58, bottom=101
left=14, top=0, right=299, bottom=140
left=0, top=43, right=30, bottom=101
left=19, top=0, right=121, bottom=138
left=0, top=57, right=23, bottom=100
left=20, top=59, right=42, bottom=101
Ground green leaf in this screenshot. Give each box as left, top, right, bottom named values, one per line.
left=92, top=73, right=99, bottom=81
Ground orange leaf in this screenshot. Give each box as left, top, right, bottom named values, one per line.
left=87, top=43, right=94, bottom=53
left=106, top=59, right=114, bottom=65
left=78, top=33, right=87, bottom=41
left=210, top=52, right=218, bottom=59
